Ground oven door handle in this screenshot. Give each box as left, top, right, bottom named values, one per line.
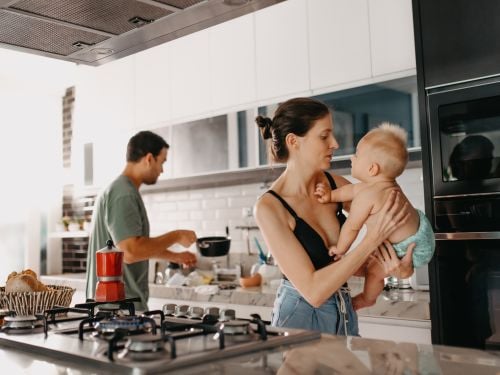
left=435, top=232, right=500, bottom=240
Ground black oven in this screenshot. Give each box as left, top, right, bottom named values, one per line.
left=428, top=79, right=500, bottom=198
left=428, top=79, right=500, bottom=233
left=426, top=79, right=500, bottom=349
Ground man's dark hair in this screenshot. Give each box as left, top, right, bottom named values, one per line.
left=126, top=131, right=169, bottom=162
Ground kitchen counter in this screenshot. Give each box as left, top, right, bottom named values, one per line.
left=40, top=274, right=430, bottom=321
left=1, top=331, right=499, bottom=374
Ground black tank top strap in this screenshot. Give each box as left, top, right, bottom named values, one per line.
left=323, top=171, right=347, bottom=227
left=267, top=190, right=298, bottom=218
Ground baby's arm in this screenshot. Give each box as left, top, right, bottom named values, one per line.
left=330, top=183, right=356, bottom=203
left=315, top=182, right=360, bottom=204
left=331, top=195, right=373, bottom=256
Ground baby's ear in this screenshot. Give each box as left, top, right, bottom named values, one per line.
left=368, top=163, right=380, bottom=176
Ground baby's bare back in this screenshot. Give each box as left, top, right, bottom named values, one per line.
left=358, top=183, right=419, bottom=244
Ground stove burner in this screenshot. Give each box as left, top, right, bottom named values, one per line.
left=92, top=315, right=157, bottom=339
left=219, top=308, right=236, bottom=321
left=2, top=315, right=44, bottom=334
left=126, top=334, right=166, bottom=353
left=219, top=319, right=250, bottom=335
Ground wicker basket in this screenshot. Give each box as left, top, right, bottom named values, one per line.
left=0, top=285, right=75, bottom=316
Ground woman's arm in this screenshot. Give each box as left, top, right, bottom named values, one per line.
left=255, top=190, right=409, bottom=307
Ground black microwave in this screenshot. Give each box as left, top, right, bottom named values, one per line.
left=427, top=79, right=500, bottom=198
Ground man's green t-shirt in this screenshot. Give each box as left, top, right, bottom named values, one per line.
left=85, top=175, right=150, bottom=311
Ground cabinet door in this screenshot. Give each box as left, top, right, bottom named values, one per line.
left=74, top=58, right=135, bottom=188
left=169, top=30, right=211, bottom=120
left=209, top=14, right=256, bottom=110
left=369, top=0, right=416, bottom=76
left=135, top=43, right=172, bottom=129
left=308, top=0, right=371, bottom=90
left=255, top=0, right=309, bottom=101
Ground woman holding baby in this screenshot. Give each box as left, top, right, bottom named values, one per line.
left=254, top=97, right=415, bottom=335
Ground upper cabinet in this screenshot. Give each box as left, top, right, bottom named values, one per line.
left=308, top=0, right=371, bottom=91
left=134, top=43, right=172, bottom=129
left=169, top=31, right=211, bottom=121
left=368, top=0, right=416, bottom=76
left=209, top=14, right=256, bottom=110
left=255, top=0, right=310, bottom=101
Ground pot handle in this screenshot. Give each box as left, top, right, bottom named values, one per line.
left=198, top=241, right=209, bottom=248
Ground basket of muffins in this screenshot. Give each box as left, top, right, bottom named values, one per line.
left=0, top=269, right=75, bottom=316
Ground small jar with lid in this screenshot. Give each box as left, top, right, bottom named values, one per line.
left=164, top=262, right=181, bottom=283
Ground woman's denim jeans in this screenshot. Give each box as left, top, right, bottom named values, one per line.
left=271, top=279, right=359, bottom=335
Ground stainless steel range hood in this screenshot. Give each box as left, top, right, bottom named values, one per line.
left=0, top=0, right=285, bottom=66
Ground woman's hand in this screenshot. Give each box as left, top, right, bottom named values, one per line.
left=371, top=241, right=415, bottom=278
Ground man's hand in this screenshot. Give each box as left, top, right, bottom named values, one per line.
left=175, top=229, right=197, bottom=248
left=171, top=251, right=197, bottom=268
left=314, top=182, right=331, bottom=204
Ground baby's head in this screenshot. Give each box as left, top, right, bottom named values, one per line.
left=355, top=123, right=408, bottom=180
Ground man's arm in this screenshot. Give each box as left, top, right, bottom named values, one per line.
left=118, top=229, right=197, bottom=267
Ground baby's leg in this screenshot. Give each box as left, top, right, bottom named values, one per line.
left=352, top=261, right=385, bottom=310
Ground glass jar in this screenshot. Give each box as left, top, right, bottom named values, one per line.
left=165, top=262, right=181, bottom=284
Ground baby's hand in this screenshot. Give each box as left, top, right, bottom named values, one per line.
left=328, top=246, right=345, bottom=261
left=314, top=183, right=331, bottom=203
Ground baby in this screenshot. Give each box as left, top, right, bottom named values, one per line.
left=315, top=123, right=435, bottom=310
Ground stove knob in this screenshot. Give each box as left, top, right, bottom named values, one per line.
left=174, top=304, right=189, bottom=317
left=219, top=308, right=236, bottom=321
left=204, top=307, right=220, bottom=318
left=162, top=303, right=177, bottom=316
left=188, top=306, right=204, bottom=319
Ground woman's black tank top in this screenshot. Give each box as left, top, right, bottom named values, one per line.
left=267, top=172, right=347, bottom=273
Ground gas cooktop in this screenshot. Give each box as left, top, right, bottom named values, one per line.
left=0, top=299, right=320, bottom=374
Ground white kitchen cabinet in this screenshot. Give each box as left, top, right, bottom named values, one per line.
left=358, top=316, right=431, bottom=345
left=255, top=0, right=310, bottom=101
left=308, top=0, right=372, bottom=90
left=209, top=14, right=256, bottom=111
left=134, top=43, right=172, bottom=129
left=73, top=58, right=135, bottom=188
left=169, top=30, right=211, bottom=121
left=368, top=0, right=416, bottom=76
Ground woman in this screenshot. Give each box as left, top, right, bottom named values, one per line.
left=254, top=97, right=414, bottom=335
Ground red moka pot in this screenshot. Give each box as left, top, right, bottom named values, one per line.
left=95, top=239, right=125, bottom=302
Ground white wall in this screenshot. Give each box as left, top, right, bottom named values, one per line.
left=0, top=49, right=76, bottom=279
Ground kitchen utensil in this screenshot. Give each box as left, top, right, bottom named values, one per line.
left=253, top=238, right=267, bottom=263
left=95, top=239, right=125, bottom=302
left=196, top=236, right=231, bottom=257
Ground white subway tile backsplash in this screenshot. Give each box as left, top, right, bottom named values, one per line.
left=227, top=196, right=258, bottom=209
left=177, top=200, right=201, bottom=211
left=165, top=211, right=190, bottom=221
left=216, top=208, right=244, bottom=220
left=214, top=186, right=242, bottom=198
left=164, top=191, right=190, bottom=201
left=202, top=198, right=227, bottom=209
left=189, top=188, right=215, bottom=200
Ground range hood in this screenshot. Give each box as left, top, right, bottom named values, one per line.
left=0, top=0, right=284, bottom=66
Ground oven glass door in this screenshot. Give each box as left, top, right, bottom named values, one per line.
left=429, top=81, right=500, bottom=196
left=430, top=239, right=500, bottom=349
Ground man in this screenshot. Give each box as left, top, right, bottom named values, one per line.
left=85, top=131, right=197, bottom=310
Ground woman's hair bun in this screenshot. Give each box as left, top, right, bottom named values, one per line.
left=256, top=115, right=273, bottom=139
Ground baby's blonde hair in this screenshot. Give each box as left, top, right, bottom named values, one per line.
left=363, top=122, right=408, bottom=178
